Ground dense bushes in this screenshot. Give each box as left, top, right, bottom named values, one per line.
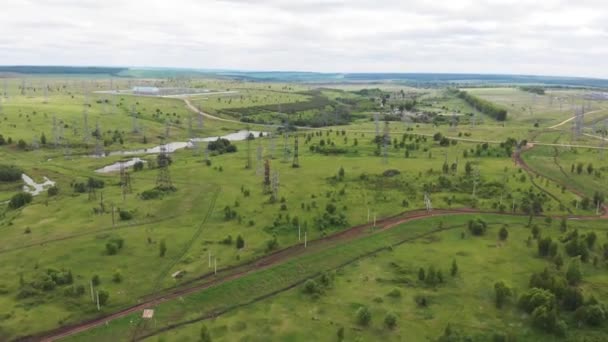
left=9, top=192, right=33, bottom=209
left=455, top=90, right=507, bottom=121
left=468, top=218, right=487, bottom=236
left=0, top=165, right=23, bottom=182
left=207, top=138, right=237, bottom=154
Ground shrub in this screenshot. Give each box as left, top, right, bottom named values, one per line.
left=159, top=240, right=167, bottom=257
left=499, top=226, right=509, bottom=240
left=0, top=165, right=23, bottom=182
left=133, top=161, right=144, bottom=171
left=303, top=279, right=319, bottom=294
left=387, top=288, right=401, bottom=298
left=575, top=304, right=606, bottom=326
left=97, top=290, right=109, bottom=305
left=414, top=294, right=428, bottom=307
left=236, top=235, right=245, bottom=249
left=468, top=218, right=487, bottom=236
left=119, top=210, right=133, bottom=221
left=9, top=192, right=33, bottom=209
left=140, top=188, right=163, bottom=200
left=112, top=271, right=122, bottom=283
left=105, top=242, right=118, bottom=255
left=356, top=306, right=371, bottom=326
left=566, top=259, right=582, bottom=285
left=47, top=186, right=59, bottom=196
left=384, top=312, right=397, bottom=329
left=494, top=281, right=511, bottom=308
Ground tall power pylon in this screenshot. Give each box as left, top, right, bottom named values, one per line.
left=156, top=138, right=173, bottom=189
left=292, top=135, right=300, bottom=168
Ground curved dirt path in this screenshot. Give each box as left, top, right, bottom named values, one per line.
left=19, top=208, right=542, bottom=342
left=513, top=144, right=608, bottom=218
left=548, top=109, right=604, bottom=129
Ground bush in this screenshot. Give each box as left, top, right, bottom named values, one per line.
left=87, top=177, right=105, bottom=189
left=468, top=218, right=487, bottom=236
left=112, top=271, right=122, bottom=283
left=387, top=288, right=401, bottom=298
left=0, top=165, right=23, bottom=182
left=414, top=294, right=428, bottom=307
left=384, top=312, right=397, bottom=329
left=499, top=226, right=509, bottom=240
left=575, top=304, right=606, bottom=326
left=97, top=290, right=109, bottom=305
left=47, top=186, right=59, bottom=196
left=494, top=281, right=511, bottom=308
left=566, top=259, right=582, bottom=285
left=105, top=242, right=118, bottom=255
left=133, top=161, right=144, bottom=171
left=16, top=285, right=38, bottom=299
left=303, top=279, right=319, bottom=295
left=236, top=235, right=245, bottom=249
left=9, top=192, right=33, bottom=209
left=140, top=188, right=163, bottom=200
left=119, top=210, right=133, bottom=221
left=356, top=306, right=371, bottom=326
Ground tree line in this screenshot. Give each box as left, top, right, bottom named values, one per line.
left=453, top=89, right=508, bottom=121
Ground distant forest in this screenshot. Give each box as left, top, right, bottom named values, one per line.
left=0, top=66, right=127, bottom=75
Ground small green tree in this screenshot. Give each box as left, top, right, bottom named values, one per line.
left=418, top=267, right=425, bottom=281
left=566, top=258, right=582, bottom=285
left=384, top=312, right=397, bottom=329
left=494, top=281, right=511, bottom=308
left=356, top=306, right=371, bottom=326
left=303, top=279, right=319, bottom=295
left=98, top=290, right=109, bottom=305
left=451, top=259, right=458, bottom=276
left=560, top=218, right=567, bottom=232
left=338, top=167, right=345, bottom=180
left=499, top=226, right=509, bottom=241
left=337, top=327, right=344, bottom=341
left=236, top=235, right=245, bottom=249
left=200, top=324, right=212, bottom=342
left=159, top=239, right=167, bottom=257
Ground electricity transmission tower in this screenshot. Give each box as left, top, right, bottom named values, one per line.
left=292, top=135, right=300, bottom=168
left=382, top=120, right=390, bottom=164
left=131, top=104, right=139, bottom=133
left=374, top=112, right=380, bottom=137
left=156, top=138, right=173, bottom=189
left=120, top=161, right=132, bottom=199
left=271, top=170, right=280, bottom=202
left=83, top=106, right=90, bottom=146
left=256, top=139, right=264, bottom=175
left=94, top=122, right=104, bottom=157
left=52, top=115, right=60, bottom=148
left=263, top=159, right=271, bottom=193
left=246, top=134, right=252, bottom=169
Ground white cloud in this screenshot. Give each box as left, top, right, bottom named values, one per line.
left=1, top=0, right=608, bottom=78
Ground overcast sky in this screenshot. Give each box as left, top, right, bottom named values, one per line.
left=2, top=0, right=608, bottom=78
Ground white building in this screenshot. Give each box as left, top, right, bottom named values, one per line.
left=132, top=86, right=160, bottom=95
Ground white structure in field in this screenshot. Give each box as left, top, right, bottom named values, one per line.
left=132, top=86, right=160, bottom=95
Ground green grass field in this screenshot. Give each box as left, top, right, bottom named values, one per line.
left=0, top=77, right=606, bottom=341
